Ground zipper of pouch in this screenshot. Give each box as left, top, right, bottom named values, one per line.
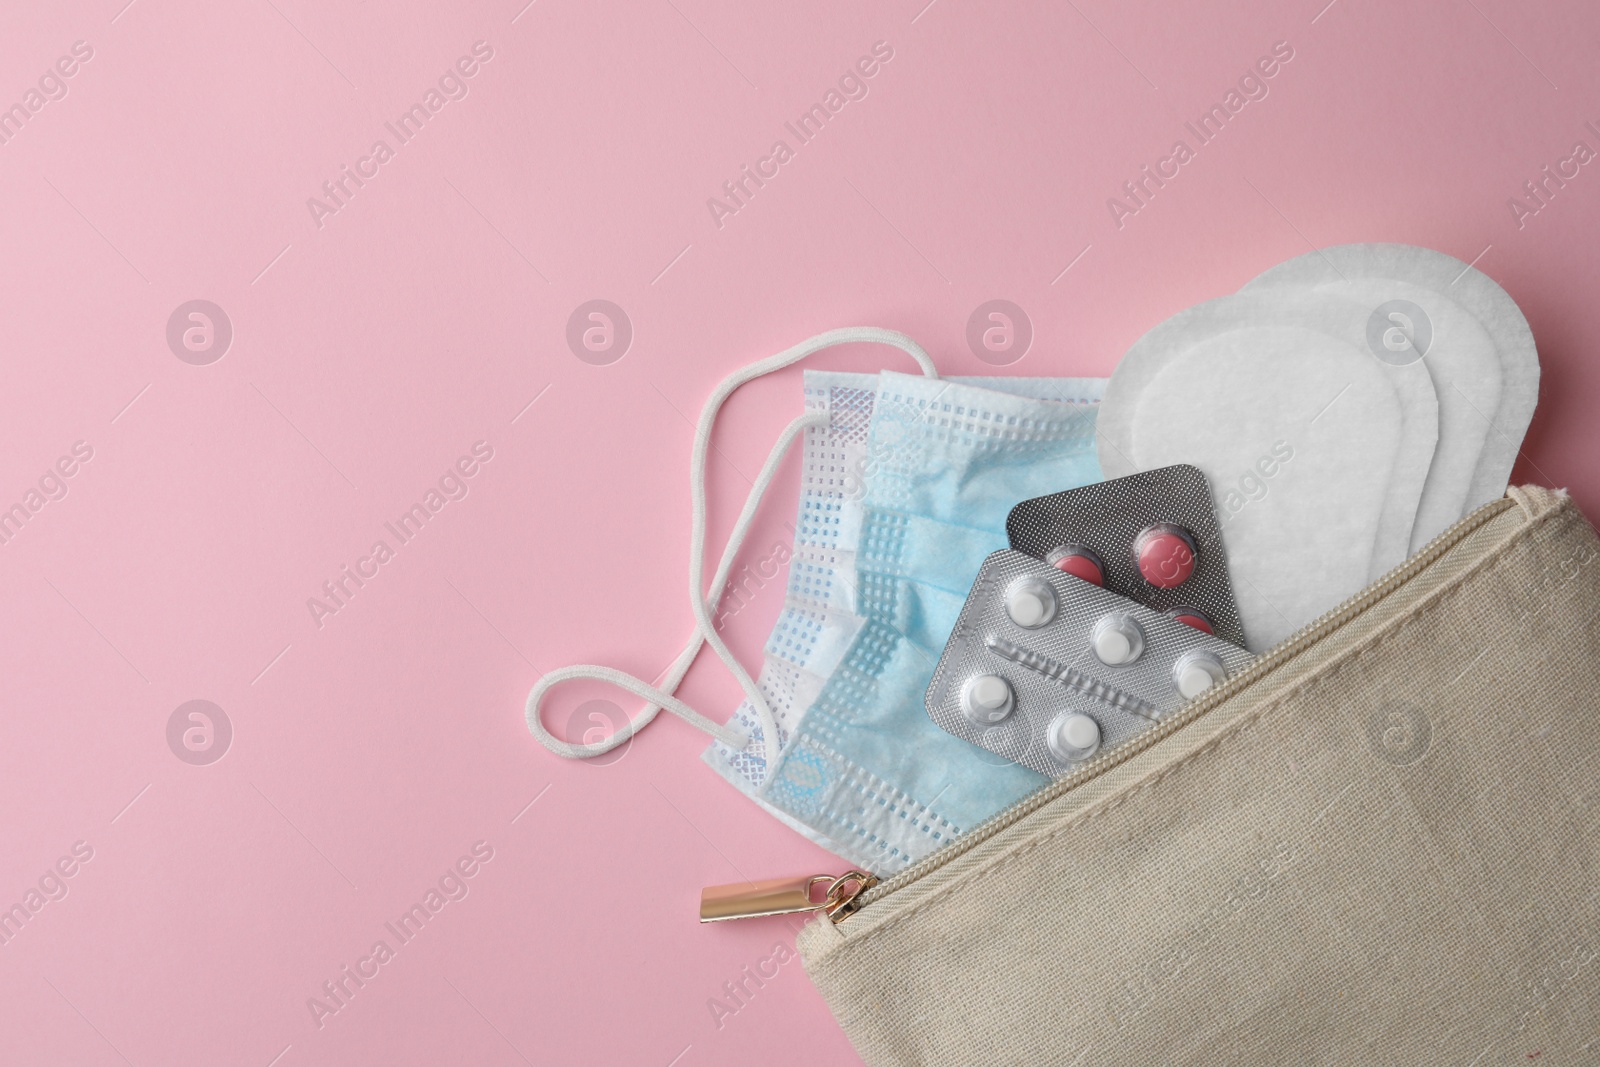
left=827, top=493, right=1522, bottom=923
left=700, top=870, right=878, bottom=923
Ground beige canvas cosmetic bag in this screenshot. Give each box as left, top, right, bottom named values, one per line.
left=799, top=486, right=1600, bottom=1065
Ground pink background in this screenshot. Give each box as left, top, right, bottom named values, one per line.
left=1, top=0, right=1595, bottom=1062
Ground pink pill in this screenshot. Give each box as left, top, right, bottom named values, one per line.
left=1167, top=608, right=1213, bottom=635
left=1045, top=545, right=1105, bottom=587
left=1135, top=524, right=1197, bottom=589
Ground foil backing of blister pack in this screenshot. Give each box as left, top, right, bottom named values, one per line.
left=925, top=550, right=1256, bottom=779
left=1005, top=463, right=1247, bottom=648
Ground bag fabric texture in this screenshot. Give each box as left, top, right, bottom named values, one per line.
left=799, top=486, right=1600, bottom=1066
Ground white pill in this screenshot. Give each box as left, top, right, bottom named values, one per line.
left=1091, top=614, right=1144, bottom=666
left=1172, top=650, right=1227, bottom=699
left=1060, top=714, right=1100, bottom=750
left=969, top=675, right=1009, bottom=708
left=1097, top=630, right=1130, bottom=662
left=1005, top=578, right=1057, bottom=629
left=961, top=674, right=1014, bottom=725
left=1176, top=664, right=1216, bottom=698
left=1048, top=713, right=1101, bottom=763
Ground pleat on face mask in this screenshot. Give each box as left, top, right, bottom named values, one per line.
left=1245, top=243, right=1539, bottom=514
left=1098, top=301, right=1440, bottom=653
left=854, top=569, right=971, bottom=650
left=748, top=375, right=1105, bottom=875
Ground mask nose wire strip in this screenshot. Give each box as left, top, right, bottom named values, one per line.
left=525, top=327, right=939, bottom=766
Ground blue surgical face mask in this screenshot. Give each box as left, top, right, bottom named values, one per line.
left=705, top=374, right=1105, bottom=795
left=523, top=329, right=1105, bottom=877
left=751, top=374, right=1105, bottom=874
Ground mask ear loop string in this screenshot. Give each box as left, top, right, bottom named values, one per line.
left=525, top=410, right=823, bottom=758
left=526, top=327, right=938, bottom=767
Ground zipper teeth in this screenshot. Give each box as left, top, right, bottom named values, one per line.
left=847, top=495, right=1520, bottom=916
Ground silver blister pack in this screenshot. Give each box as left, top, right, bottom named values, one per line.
left=925, top=549, right=1256, bottom=779
left=1005, top=463, right=1247, bottom=648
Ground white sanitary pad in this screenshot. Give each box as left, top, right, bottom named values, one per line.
left=1103, top=243, right=1539, bottom=652
left=1099, top=296, right=1438, bottom=651
left=1244, top=244, right=1535, bottom=542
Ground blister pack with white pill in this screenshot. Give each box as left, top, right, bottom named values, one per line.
left=1005, top=464, right=1248, bottom=648
left=925, top=549, right=1256, bottom=779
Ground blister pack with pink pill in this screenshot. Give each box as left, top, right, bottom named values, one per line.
left=1005, top=463, right=1248, bottom=648
left=925, top=549, right=1255, bottom=779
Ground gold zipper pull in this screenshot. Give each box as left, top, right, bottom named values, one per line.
left=699, top=870, right=877, bottom=923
